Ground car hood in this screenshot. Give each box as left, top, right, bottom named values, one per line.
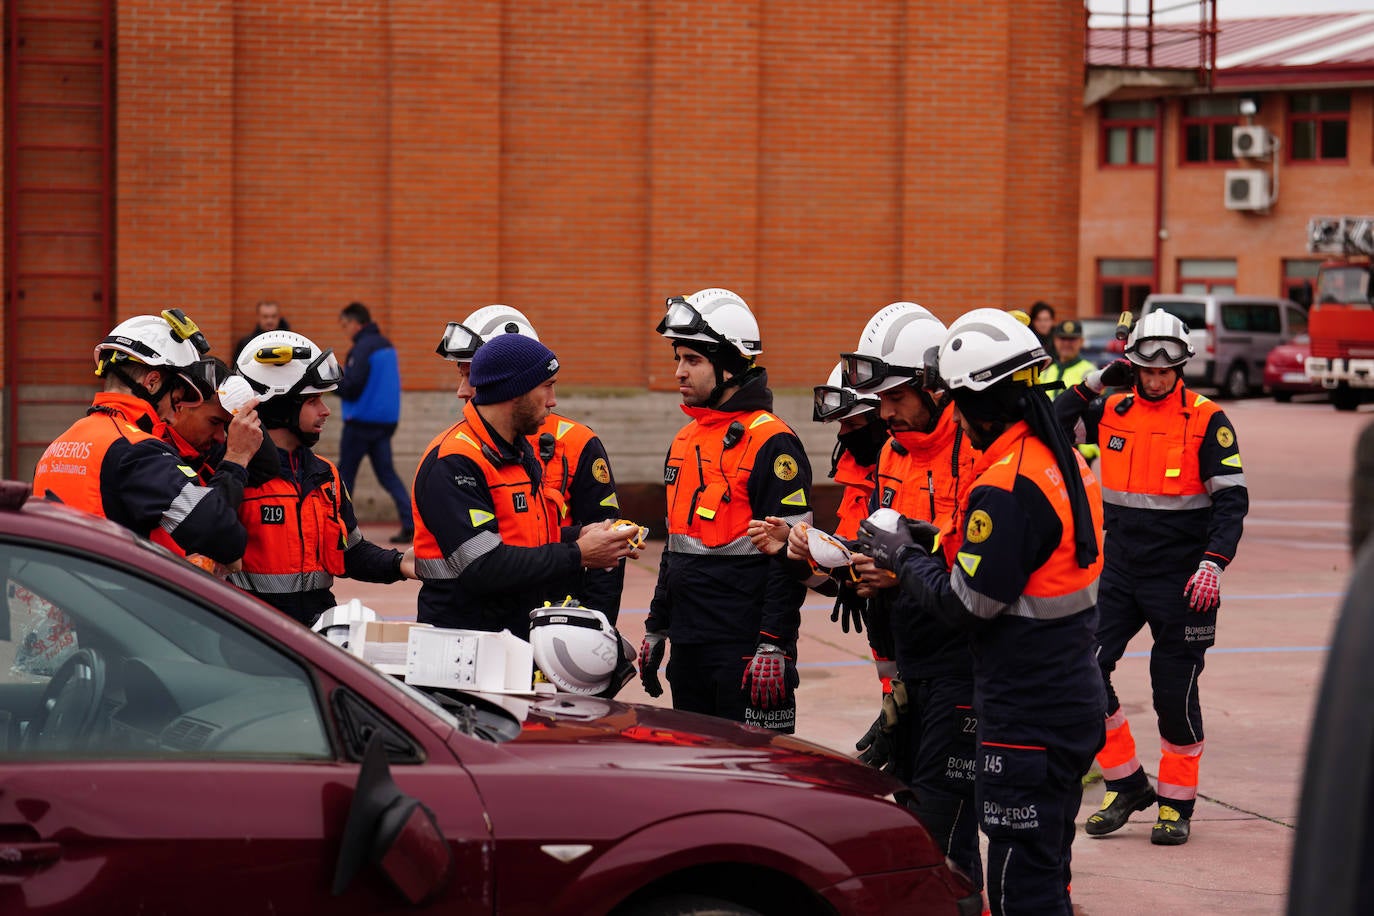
left=489, top=693, right=899, bottom=798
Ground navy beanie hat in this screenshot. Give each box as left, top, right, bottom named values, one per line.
left=470, top=333, right=560, bottom=405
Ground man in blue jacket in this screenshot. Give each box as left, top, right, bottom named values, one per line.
left=337, top=301, right=413, bottom=543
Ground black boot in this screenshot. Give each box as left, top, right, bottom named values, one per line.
left=1085, top=782, right=1157, bottom=836
left=1150, top=805, right=1191, bottom=845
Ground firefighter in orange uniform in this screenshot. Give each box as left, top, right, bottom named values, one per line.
left=412, top=332, right=639, bottom=636
left=1056, top=310, right=1248, bottom=846
left=229, top=331, right=413, bottom=626
left=640, top=289, right=813, bottom=733
left=33, top=312, right=259, bottom=566
left=858, top=308, right=1106, bottom=916
left=435, top=305, right=627, bottom=619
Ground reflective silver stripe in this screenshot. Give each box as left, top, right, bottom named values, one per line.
left=160, top=481, right=210, bottom=534
left=666, top=533, right=761, bottom=557
left=1205, top=473, right=1246, bottom=494
left=779, top=511, right=813, bottom=527
left=228, top=570, right=334, bottom=593
left=1101, top=488, right=1212, bottom=511
left=951, top=576, right=1098, bottom=621
left=346, top=526, right=363, bottom=548
left=414, top=530, right=501, bottom=580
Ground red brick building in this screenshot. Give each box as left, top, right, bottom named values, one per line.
left=4, top=0, right=1086, bottom=494
left=1082, top=11, right=1374, bottom=315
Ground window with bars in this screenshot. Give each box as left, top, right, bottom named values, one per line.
left=1181, top=96, right=1241, bottom=164
left=1288, top=92, right=1349, bottom=163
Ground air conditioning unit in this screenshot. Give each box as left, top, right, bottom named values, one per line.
left=1232, top=125, right=1271, bottom=158
left=1224, top=169, right=1271, bottom=211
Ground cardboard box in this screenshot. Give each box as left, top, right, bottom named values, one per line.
left=350, top=621, right=433, bottom=676
left=404, top=627, right=535, bottom=694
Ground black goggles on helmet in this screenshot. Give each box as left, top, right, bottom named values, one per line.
left=1127, top=336, right=1190, bottom=365
left=839, top=352, right=922, bottom=391
left=921, top=347, right=946, bottom=393
left=436, top=322, right=484, bottom=362
left=813, top=385, right=873, bottom=422
left=245, top=346, right=342, bottom=397
left=184, top=357, right=228, bottom=400
left=657, top=296, right=760, bottom=353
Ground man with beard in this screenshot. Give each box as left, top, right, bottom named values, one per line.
left=411, top=332, right=639, bottom=636
left=229, top=331, right=414, bottom=626
left=640, top=288, right=812, bottom=734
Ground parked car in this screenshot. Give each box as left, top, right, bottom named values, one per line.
left=1077, top=315, right=1127, bottom=368
left=1263, top=334, right=1326, bottom=402
left=1139, top=294, right=1307, bottom=398
left=0, top=482, right=979, bottom=916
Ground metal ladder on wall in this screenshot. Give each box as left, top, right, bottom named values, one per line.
left=3, top=0, right=114, bottom=480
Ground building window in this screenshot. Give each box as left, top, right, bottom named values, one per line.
left=1181, top=96, right=1241, bottom=164
left=1282, top=258, right=1321, bottom=305
left=1098, top=258, right=1154, bottom=315
left=1101, top=100, right=1157, bottom=167
left=1288, top=92, right=1349, bottom=162
left=1178, top=258, right=1237, bottom=295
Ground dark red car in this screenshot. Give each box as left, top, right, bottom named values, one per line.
left=0, top=485, right=978, bottom=916
left=1264, top=334, right=1325, bottom=402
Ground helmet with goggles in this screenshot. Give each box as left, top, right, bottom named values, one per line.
left=814, top=362, right=878, bottom=423
left=935, top=308, right=1049, bottom=392
left=657, top=288, right=762, bottom=360
left=236, top=331, right=342, bottom=401
left=94, top=310, right=212, bottom=407
left=437, top=305, right=540, bottom=363
left=1125, top=310, right=1194, bottom=368
left=841, top=302, right=946, bottom=393
left=528, top=600, right=636, bottom=699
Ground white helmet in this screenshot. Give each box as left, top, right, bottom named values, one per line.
left=813, top=362, right=878, bottom=422
left=657, top=288, right=762, bottom=360
left=528, top=602, right=636, bottom=698
left=312, top=598, right=378, bottom=650
left=936, top=308, right=1049, bottom=392
left=437, top=305, right=540, bottom=363
left=1126, top=310, right=1194, bottom=368
left=237, top=330, right=342, bottom=401
left=94, top=310, right=211, bottom=403
left=841, top=302, right=947, bottom=393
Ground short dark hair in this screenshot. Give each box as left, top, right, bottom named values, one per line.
left=1030, top=301, right=1055, bottom=321
left=340, top=301, right=371, bottom=325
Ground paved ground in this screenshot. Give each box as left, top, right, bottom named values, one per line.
left=352, top=392, right=1363, bottom=914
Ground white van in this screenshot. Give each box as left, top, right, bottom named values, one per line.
left=1138, top=294, right=1307, bottom=398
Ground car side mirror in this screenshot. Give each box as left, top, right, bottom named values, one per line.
left=332, top=731, right=452, bottom=904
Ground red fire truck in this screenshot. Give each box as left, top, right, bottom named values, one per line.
left=1304, top=217, right=1374, bottom=411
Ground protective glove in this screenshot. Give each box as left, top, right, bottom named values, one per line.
left=854, top=713, right=891, bottom=770
left=741, top=643, right=788, bottom=708
left=856, top=517, right=941, bottom=572
left=1085, top=358, right=1134, bottom=394
left=1184, top=560, right=1222, bottom=612
left=639, top=632, right=666, bottom=698
left=830, top=591, right=865, bottom=634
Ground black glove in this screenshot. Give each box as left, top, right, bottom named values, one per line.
left=639, top=632, right=666, bottom=698
left=1085, top=358, right=1134, bottom=393
left=856, top=517, right=940, bottom=572
left=855, top=713, right=891, bottom=770
left=830, top=591, right=865, bottom=634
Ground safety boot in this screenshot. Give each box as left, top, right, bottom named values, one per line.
left=1084, top=783, right=1157, bottom=836
left=1150, top=805, right=1191, bottom=845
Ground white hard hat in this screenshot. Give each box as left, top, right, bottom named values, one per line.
left=813, top=362, right=878, bottom=423
left=437, top=305, right=540, bottom=363
left=237, top=330, right=342, bottom=401
left=657, top=288, right=762, bottom=360
left=936, top=308, right=1049, bottom=392
left=312, top=598, right=378, bottom=649
left=1126, top=310, right=1194, bottom=368
left=841, top=302, right=947, bottom=393
left=94, top=310, right=211, bottom=403
left=528, top=601, right=635, bottom=698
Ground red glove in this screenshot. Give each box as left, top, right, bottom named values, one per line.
left=741, top=644, right=787, bottom=708
left=1184, top=560, right=1222, bottom=612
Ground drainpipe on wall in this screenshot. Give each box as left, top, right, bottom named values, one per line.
left=1153, top=96, right=1166, bottom=295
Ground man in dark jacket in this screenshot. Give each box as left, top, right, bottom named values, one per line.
left=337, top=301, right=412, bottom=543
left=233, top=300, right=290, bottom=360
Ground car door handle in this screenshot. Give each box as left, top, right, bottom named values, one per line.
left=0, top=841, right=62, bottom=867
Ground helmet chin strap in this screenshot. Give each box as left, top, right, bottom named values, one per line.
left=109, top=363, right=172, bottom=414
left=258, top=395, right=318, bottom=447
left=1136, top=368, right=1183, bottom=402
